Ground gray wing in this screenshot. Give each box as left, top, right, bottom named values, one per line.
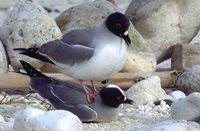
left=48, top=81, right=92, bottom=105
left=38, top=40, right=94, bottom=66
left=61, top=29, right=96, bottom=48
left=48, top=83, right=97, bottom=121
left=31, top=77, right=98, bottom=121
left=55, top=103, right=97, bottom=122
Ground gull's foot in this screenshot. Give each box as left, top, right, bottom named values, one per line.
left=85, top=93, right=97, bottom=103
left=92, top=91, right=98, bottom=97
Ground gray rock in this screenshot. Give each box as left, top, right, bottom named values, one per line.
left=0, top=0, right=15, bottom=9
left=0, top=10, right=6, bottom=27
left=56, top=0, right=156, bottom=73
left=34, top=0, right=93, bottom=19
left=189, top=30, right=200, bottom=44
left=133, top=120, right=200, bottom=131
left=55, top=0, right=117, bottom=34
left=0, top=0, right=62, bottom=72
left=0, top=40, right=8, bottom=74
left=125, top=75, right=167, bottom=105
left=156, top=59, right=171, bottom=71
left=171, top=92, right=200, bottom=122
left=176, top=65, right=200, bottom=94
left=126, top=0, right=200, bottom=58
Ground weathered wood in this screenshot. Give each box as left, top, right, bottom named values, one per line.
left=158, top=44, right=200, bottom=71
left=171, top=44, right=183, bottom=70
left=107, top=0, right=116, bottom=5
left=0, top=71, right=178, bottom=91
left=157, top=45, right=174, bottom=64
left=157, top=44, right=183, bottom=71
left=182, top=44, right=200, bottom=69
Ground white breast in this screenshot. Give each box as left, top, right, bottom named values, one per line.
left=63, top=39, right=127, bottom=80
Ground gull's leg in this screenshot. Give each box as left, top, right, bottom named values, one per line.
left=91, top=80, right=97, bottom=96
left=79, top=80, right=95, bottom=103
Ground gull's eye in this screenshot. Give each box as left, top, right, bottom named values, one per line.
left=116, top=95, right=122, bottom=101
left=115, top=23, right=122, bottom=29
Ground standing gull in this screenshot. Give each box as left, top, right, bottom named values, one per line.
left=14, top=12, right=131, bottom=103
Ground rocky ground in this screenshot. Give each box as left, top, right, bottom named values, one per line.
left=0, top=91, right=171, bottom=131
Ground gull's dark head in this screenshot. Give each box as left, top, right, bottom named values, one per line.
left=100, top=84, right=133, bottom=108
left=106, top=12, right=131, bottom=46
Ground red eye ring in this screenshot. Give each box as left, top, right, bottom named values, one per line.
left=115, top=23, right=122, bottom=29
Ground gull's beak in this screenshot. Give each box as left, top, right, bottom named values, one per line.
left=123, top=98, right=134, bottom=105
left=122, top=31, right=131, bottom=46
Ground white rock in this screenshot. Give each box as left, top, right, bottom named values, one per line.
left=0, top=0, right=62, bottom=72
left=13, top=108, right=82, bottom=131
left=125, top=76, right=167, bottom=105
left=176, top=65, right=200, bottom=94
left=56, top=0, right=156, bottom=73
left=126, top=0, right=200, bottom=58
left=0, top=118, right=14, bottom=131
left=171, top=92, right=200, bottom=121
left=0, top=114, right=5, bottom=123
left=133, top=120, right=200, bottom=131
left=168, top=90, right=186, bottom=101
left=0, top=41, right=8, bottom=74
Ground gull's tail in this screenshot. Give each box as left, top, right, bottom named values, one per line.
left=14, top=48, right=54, bottom=64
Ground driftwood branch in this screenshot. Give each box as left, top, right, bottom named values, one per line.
left=157, top=44, right=183, bottom=71
left=0, top=71, right=179, bottom=91
left=107, top=0, right=116, bottom=5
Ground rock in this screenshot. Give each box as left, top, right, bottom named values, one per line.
left=0, top=9, right=6, bottom=27
left=56, top=0, right=156, bottom=73
left=189, top=30, right=200, bottom=44
left=156, top=59, right=171, bottom=71
left=176, top=65, right=200, bottom=94
left=115, top=0, right=132, bottom=13
left=0, top=0, right=15, bottom=9
left=0, top=114, right=5, bottom=123
left=0, top=0, right=62, bottom=72
left=171, top=92, right=200, bottom=122
left=133, top=120, right=200, bottom=131
left=125, top=75, right=167, bottom=105
left=0, top=105, right=25, bottom=118
left=0, top=117, right=14, bottom=131
left=122, top=47, right=156, bottom=72
left=125, top=0, right=200, bottom=58
left=34, top=0, right=93, bottom=19
left=55, top=0, right=116, bottom=34
left=168, top=90, right=186, bottom=101
left=0, top=40, right=8, bottom=73
left=13, top=108, right=82, bottom=131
